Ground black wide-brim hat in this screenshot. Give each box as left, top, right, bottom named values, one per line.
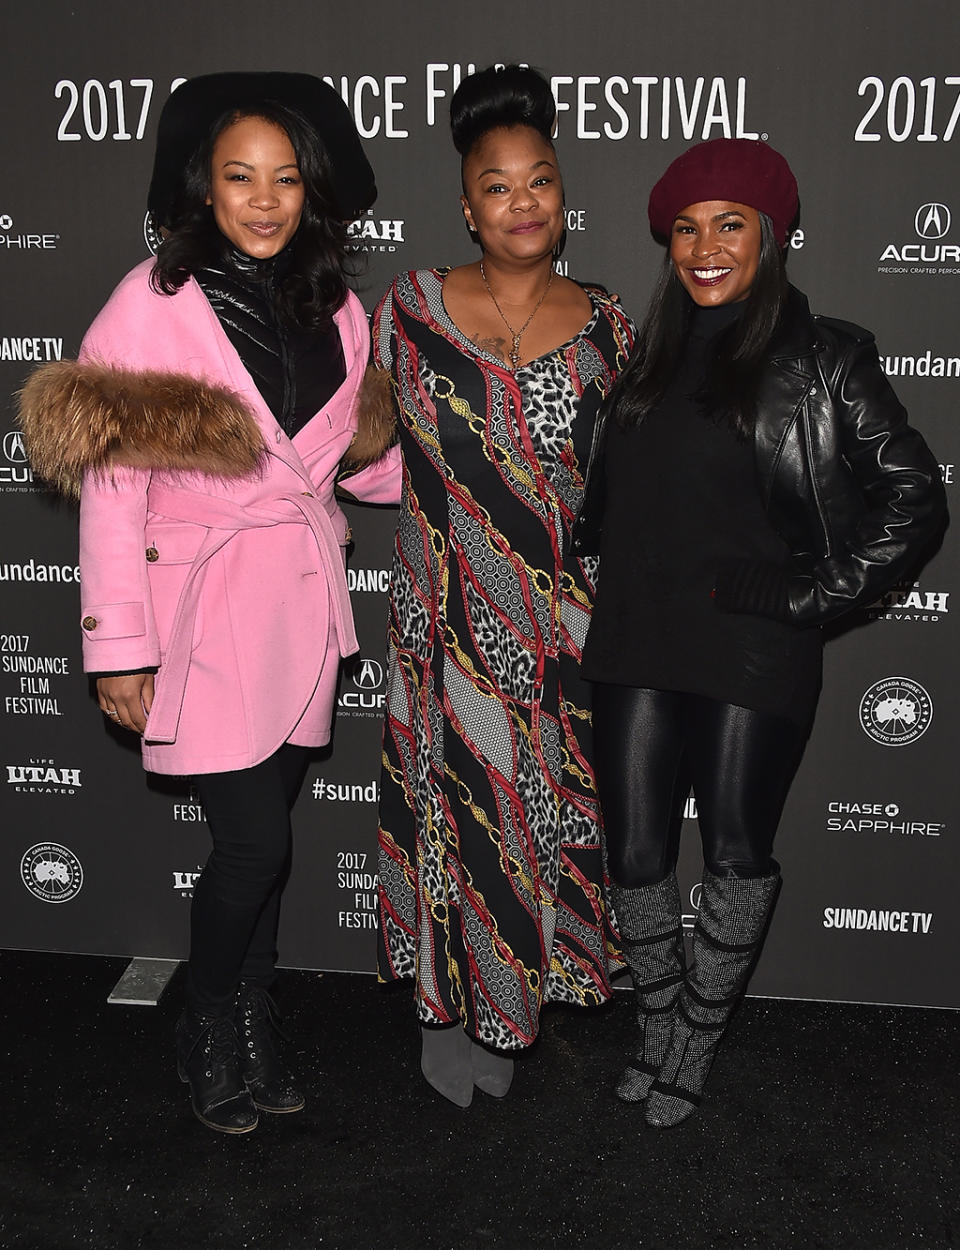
left=147, top=71, right=377, bottom=227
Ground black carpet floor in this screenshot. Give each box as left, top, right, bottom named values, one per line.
left=2, top=950, right=957, bottom=1250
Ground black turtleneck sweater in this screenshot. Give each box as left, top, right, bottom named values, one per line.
left=195, top=245, right=346, bottom=439
left=580, top=301, right=822, bottom=725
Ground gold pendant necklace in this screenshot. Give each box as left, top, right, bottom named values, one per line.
left=479, top=260, right=555, bottom=370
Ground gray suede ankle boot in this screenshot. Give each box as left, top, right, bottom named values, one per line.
left=420, top=1024, right=473, bottom=1107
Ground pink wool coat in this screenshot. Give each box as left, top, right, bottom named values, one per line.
left=77, top=259, right=401, bottom=775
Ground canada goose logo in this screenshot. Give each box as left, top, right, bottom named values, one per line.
left=143, top=211, right=163, bottom=256
left=21, top=843, right=83, bottom=903
left=859, top=677, right=933, bottom=747
left=914, top=203, right=950, bottom=240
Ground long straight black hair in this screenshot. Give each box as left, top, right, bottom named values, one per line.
left=612, top=212, right=788, bottom=436
left=150, top=100, right=350, bottom=331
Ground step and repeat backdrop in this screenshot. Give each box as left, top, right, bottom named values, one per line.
left=0, top=0, right=956, bottom=1007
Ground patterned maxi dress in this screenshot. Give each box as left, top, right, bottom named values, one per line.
left=375, top=269, right=633, bottom=1050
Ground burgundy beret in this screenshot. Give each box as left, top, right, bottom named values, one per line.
left=147, top=71, right=376, bottom=228
left=648, top=138, right=798, bottom=245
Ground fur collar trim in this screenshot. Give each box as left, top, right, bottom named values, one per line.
left=17, top=361, right=266, bottom=498
left=343, top=366, right=397, bottom=470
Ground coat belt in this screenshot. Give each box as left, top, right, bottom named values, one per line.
left=143, top=482, right=357, bottom=744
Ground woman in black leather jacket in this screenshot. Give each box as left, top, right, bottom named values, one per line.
left=574, top=138, right=946, bottom=1129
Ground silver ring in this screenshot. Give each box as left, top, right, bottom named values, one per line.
left=106, top=709, right=120, bottom=719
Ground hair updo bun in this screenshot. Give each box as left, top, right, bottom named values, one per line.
left=450, top=65, right=556, bottom=157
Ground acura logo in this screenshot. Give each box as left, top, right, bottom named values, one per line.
left=3, top=431, right=27, bottom=464
left=352, top=658, right=384, bottom=690
left=914, top=203, right=951, bottom=240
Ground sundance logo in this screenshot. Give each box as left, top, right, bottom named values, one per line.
left=347, top=567, right=391, bottom=593
left=0, top=560, right=80, bottom=583
left=171, top=801, right=206, bottom=822
left=882, top=350, right=960, bottom=380
left=312, top=777, right=379, bottom=802
left=0, top=337, right=63, bottom=363
left=823, top=907, right=933, bottom=934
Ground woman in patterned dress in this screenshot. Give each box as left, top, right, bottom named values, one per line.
left=374, top=66, right=633, bottom=1106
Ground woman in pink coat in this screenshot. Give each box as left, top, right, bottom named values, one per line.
left=20, top=73, right=400, bottom=1135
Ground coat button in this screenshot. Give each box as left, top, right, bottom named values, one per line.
left=145, top=546, right=159, bottom=562
left=81, top=616, right=98, bottom=631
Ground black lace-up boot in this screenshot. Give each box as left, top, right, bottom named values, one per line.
left=235, top=984, right=305, bottom=1113
left=175, top=1010, right=259, bottom=1134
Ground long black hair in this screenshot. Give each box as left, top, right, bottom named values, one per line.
left=450, top=64, right=556, bottom=157
left=150, top=100, right=350, bottom=331
left=613, top=212, right=788, bottom=436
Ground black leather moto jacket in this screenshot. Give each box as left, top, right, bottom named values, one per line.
left=570, top=287, right=947, bottom=626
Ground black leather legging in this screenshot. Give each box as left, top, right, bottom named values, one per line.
left=592, top=686, right=812, bottom=886
left=186, top=743, right=310, bottom=1015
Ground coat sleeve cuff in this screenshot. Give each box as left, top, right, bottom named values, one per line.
left=80, top=601, right=161, bottom=671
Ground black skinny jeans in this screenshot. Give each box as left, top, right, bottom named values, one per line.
left=592, top=686, right=812, bottom=887
left=186, top=743, right=310, bottom=1015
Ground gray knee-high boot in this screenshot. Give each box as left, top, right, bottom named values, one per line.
left=610, top=874, right=686, bottom=1103
left=645, top=866, right=780, bottom=1129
